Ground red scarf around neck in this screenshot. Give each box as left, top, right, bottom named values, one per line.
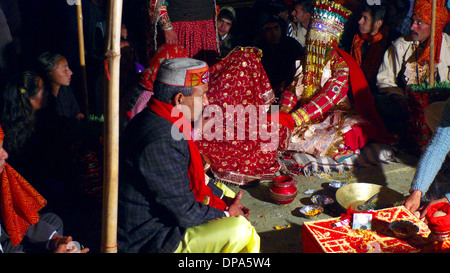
left=350, top=26, right=390, bottom=87
left=147, top=98, right=227, bottom=210
left=351, top=27, right=388, bottom=66
left=351, top=26, right=389, bottom=65
left=0, top=165, right=47, bottom=246
left=0, top=125, right=47, bottom=246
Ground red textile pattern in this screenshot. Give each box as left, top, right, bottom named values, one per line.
left=196, top=47, right=282, bottom=183
left=0, top=125, right=47, bottom=246
left=296, top=50, right=350, bottom=123
left=302, top=206, right=431, bottom=253
left=407, top=91, right=434, bottom=153
left=147, top=98, right=226, bottom=210
left=172, top=20, right=218, bottom=65
left=342, top=125, right=370, bottom=151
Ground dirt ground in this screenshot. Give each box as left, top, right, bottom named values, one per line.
left=227, top=150, right=450, bottom=253
left=58, top=150, right=449, bottom=253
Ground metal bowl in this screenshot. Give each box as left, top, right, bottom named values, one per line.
left=335, top=183, right=404, bottom=211
left=389, top=220, right=419, bottom=239
left=311, top=195, right=334, bottom=206
left=299, top=205, right=324, bottom=219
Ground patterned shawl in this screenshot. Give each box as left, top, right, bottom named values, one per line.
left=0, top=125, right=46, bottom=246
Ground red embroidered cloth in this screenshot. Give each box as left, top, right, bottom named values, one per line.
left=302, top=206, right=432, bottom=253
left=172, top=20, right=218, bottom=66
left=196, top=47, right=288, bottom=185
left=0, top=125, right=47, bottom=246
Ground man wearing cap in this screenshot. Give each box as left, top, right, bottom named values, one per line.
left=376, top=0, right=450, bottom=153
left=117, top=57, right=260, bottom=253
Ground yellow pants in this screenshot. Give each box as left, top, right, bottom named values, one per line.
left=174, top=215, right=260, bottom=253
left=174, top=182, right=259, bottom=253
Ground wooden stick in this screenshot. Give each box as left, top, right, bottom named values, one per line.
left=76, top=0, right=89, bottom=116
left=101, top=0, right=122, bottom=253
left=429, top=0, right=436, bottom=88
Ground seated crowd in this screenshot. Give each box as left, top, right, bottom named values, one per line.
left=0, top=0, right=449, bottom=253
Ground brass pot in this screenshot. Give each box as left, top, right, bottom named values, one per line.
left=336, top=183, right=404, bottom=211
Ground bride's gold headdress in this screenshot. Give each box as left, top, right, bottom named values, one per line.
left=302, top=0, right=352, bottom=101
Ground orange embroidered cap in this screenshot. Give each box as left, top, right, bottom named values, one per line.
left=155, top=58, right=209, bottom=87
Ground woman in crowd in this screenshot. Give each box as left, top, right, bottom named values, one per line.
left=37, top=52, right=84, bottom=120
left=0, top=71, right=46, bottom=178
left=37, top=52, right=87, bottom=194
left=0, top=70, right=68, bottom=207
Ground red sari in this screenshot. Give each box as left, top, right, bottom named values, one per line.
left=196, top=47, right=285, bottom=185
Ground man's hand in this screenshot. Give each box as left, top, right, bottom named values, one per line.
left=420, top=197, right=450, bottom=219
left=226, top=190, right=251, bottom=219
left=403, top=190, right=422, bottom=215
left=404, top=190, right=450, bottom=219
left=52, top=235, right=89, bottom=253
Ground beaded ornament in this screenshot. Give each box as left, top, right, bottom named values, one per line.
left=302, top=0, right=352, bottom=101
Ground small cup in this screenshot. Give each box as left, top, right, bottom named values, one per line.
left=389, top=220, right=419, bottom=239
left=311, top=195, right=334, bottom=206
left=299, top=205, right=324, bottom=219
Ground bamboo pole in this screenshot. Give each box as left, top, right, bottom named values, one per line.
left=76, top=0, right=89, bottom=116
left=101, top=0, right=122, bottom=253
left=429, top=0, right=436, bottom=88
